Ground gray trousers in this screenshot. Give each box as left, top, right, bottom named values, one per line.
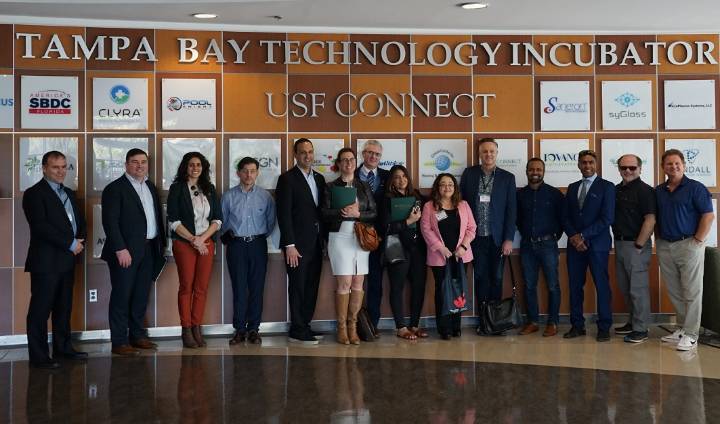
left=614, top=241, right=652, bottom=332
left=657, top=238, right=706, bottom=338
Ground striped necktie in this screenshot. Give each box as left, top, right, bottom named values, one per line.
left=578, top=179, right=588, bottom=209
left=367, top=170, right=376, bottom=192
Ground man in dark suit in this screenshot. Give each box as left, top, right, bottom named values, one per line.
left=354, top=139, right=390, bottom=328
left=460, top=137, right=516, bottom=333
left=276, top=138, right=327, bottom=344
left=563, top=149, right=615, bottom=342
left=23, top=151, right=87, bottom=369
left=101, top=148, right=166, bottom=356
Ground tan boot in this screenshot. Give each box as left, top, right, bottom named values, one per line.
left=347, top=290, right=364, bottom=345
left=336, top=293, right=350, bottom=345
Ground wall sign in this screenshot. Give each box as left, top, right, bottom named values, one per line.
left=161, top=78, right=216, bottom=130
left=540, top=81, right=590, bottom=131
left=665, top=138, right=717, bottom=186
left=418, top=138, right=467, bottom=188
left=495, top=139, right=529, bottom=187
left=92, top=77, right=148, bottom=130
left=357, top=139, right=407, bottom=171
left=297, top=138, right=345, bottom=181
left=664, top=79, right=716, bottom=130
left=601, top=80, right=653, bottom=130
left=0, top=75, right=13, bottom=129
left=21, top=75, right=79, bottom=129
left=92, top=137, right=149, bottom=191
left=539, top=138, right=589, bottom=187
left=19, top=137, right=79, bottom=190
left=162, top=138, right=216, bottom=190
left=600, top=139, right=655, bottom=186
left=228, top=138, right=282, bottom=190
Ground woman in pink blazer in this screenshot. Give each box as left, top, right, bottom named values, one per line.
left=420, top=173, right=477, bottom=339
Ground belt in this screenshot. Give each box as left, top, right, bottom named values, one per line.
left=614, top=235, right=636, bottom=241
left=529, top=234, right=556, bottom=243
left=234, top=234, right=265, bottom=243
left=665, top=235, right=694, bottom=243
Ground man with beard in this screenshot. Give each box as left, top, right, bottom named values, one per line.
left=516, top=158, right=564, bottom=337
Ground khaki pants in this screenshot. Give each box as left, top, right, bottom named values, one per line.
left=656, top=238, right=706, bottom=338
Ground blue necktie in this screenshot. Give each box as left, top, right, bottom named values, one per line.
left=367, top=170, right=376, bottom=192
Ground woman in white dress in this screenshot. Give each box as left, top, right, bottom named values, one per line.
left=322, top=147, right=377, bottom=345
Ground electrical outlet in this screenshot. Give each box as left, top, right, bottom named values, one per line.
left=88, top=383, right=97, bottom=399
left=89, top=289, right=98, bottom=303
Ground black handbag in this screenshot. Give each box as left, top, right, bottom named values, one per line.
left=356, top=307, right=379, bottom=341
left=478, top=255, right=523, bottom=335
left=441, top=259, right=469, bottom=315
left=383, top=233, right=406, bottom=265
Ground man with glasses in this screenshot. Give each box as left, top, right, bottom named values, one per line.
left=563, top=150, right=615, bottom=342
left=612, top=154, right=655, bottom=343
left=656, top=149, right=714, bottom=351
left=355, top=139, right=390, bottom=329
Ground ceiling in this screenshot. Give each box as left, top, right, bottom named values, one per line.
left=0, top=0, right=719, bottom=34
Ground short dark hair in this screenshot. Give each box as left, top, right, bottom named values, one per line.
left=617, top=154, right=642, bottom=167
left=334, top=147, right=356, bottom=167
left=662, top=149, right=685, bottom=164
left=126, top=148, right=148, bottom=163
left=477, top=137, right=498, bottom=148
left=293, top=138, right=313, bottom=154
left=42, top=150, right=65, bottom=166
left=526, top=157, right=545, bottom=171
left=578, top=149, right=597, bottom=162
left=237, top=156, right=260, bottom=171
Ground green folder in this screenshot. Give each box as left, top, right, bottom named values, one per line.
left=331, top=185, right=357, bottom=209
left=391, top=196, right=417, bottom=228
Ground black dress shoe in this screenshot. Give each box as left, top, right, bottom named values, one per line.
left=56, top=350, right=88, bottom=360
left=229, top=331, right=246, bottom=345
left=248, top=330, right=262, bottom=345
left=563, top=326, right=587, bottom=339
left=596, top=330, right=611, bottom=342
left=452, top=330, right=461, bottom=337
left=30, top=360, right=61, bottom=370
left=440, top=333, right=451, bottom=340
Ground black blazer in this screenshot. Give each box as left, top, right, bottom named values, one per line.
left=166, top=181, right=221, bottom=242
left=276, top=166, right=327, bottom=255
left=101, top=175, right=166, bottom=266
left=23, top=179, right=86, bottom=274
left=321, top=178, right=377, bottom=232
left=378, top=191, right=427, bottom=252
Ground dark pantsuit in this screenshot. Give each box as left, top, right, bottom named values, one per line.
left=567, top=248, right=612, bottom=331
left=227, top=237, right=268, bottom=333
left=286, top=238, right=323, bottom=337
left=27, top=271, right=74, bottom=362
left=108, top=241, right=156, bottom=346
left=471, top=235, right=505, bottom=304
left=432, top=265, right=463, bottom=336
left=365, top=248, right=384, bottom=327
left=387, top=247, right=426, bottom=329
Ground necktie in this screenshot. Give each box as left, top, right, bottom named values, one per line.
left=57, top=185, right=68, bottom=206
left=367, top=170, right=376, bottom=193
left=578, top=179, right=588, bottom=209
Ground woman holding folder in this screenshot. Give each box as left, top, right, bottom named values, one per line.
left=420, top=173, right=476, bottom=339
left=379, top=165, right=428, bottom=340
left=322, top=147, right=377, bottom=345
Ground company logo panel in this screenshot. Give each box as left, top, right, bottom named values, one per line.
left=601, top=80, right=653, bottom=130
left=92, top=78, right=148, bottom=130
left=161, top=78, right=216, bottom=130
left=20, top=75, right=79, bottom=129
left=539, top=81, right=591, bottom=131
left=0, top=75, right=13, bottom=128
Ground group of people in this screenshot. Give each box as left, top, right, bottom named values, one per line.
left=22, top=136, right=714, bottom=368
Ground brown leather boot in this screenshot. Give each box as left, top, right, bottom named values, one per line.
left=336, top=293, right=350, bottom=345
left=347, top=290, right=364, bottom=345
left=182, top=327, right=198, bottom=348
left=191, top=325, right=206, bottom=347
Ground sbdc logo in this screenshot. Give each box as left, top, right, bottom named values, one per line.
left=29, top=90, right=72, bottom=114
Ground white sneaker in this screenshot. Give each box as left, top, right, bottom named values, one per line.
left=676, top=335, right=698, bottom=351
left=661, top=329, right=684, bottom=343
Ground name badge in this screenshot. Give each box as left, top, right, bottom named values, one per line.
left=479, top=194, right=491, bottom=203
left=436, top=210, right=448, bottom=221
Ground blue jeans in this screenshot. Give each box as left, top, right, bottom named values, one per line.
left=519, top=240, right=560, bottom=325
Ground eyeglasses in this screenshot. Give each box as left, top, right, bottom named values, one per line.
left=619, top=166, right=638, bottom=171
left=338, top=158, right=355, bottom=164
left=364, top=151, right=382, bottom=158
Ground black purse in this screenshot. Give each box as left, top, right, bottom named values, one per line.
left=478, top=255, right=523, bottom=335
left=383, top=233, right=407, bottom=265
left=441, top=259, right=469, bottom=315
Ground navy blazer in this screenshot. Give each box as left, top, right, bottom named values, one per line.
left=563, top=176, right=615, bottom=252
left=459, top=166, right=517, bottom=245
left=23, top=178, right=86, bottom=274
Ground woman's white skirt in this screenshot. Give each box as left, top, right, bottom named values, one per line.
left=328, top=221, right=370, bottom=276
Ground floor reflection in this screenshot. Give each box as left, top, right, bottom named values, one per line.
left=3, top=354, right=720, bottom=423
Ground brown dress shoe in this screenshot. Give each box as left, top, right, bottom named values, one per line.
left=130, top=338, right=157, bottom=350
left=229, top=331, right=246, bottom=345
left=543, top=324, right=558, bottom=337
left=519, top=323, right=539, bottom=335
left=248, top=330, right=262, bottom=345
left=112, top=345, right=140, bottom=356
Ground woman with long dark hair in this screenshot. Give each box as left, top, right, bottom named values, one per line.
left=322, top=147, right=377, bottom=345
left=378, top=165, right=428, bottom=340
left=167, top=152, right=222, bottom=348
left=420, top=173, right=476, bottom=339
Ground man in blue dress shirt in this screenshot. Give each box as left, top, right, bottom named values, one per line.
left=516, top=158, right=564, bottom=337
left=563, top=150, right=615, bottom=342
left=222, top=157, right=276, bottom=345
left=656, top=149, right=715, bottom=351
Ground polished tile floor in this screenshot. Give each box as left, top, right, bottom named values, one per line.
left=2, top=326, right=720, bottom=423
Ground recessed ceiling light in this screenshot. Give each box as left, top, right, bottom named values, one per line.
left=192, top=13, right=217, bottom=19
left=458, top=2, right=488, bottom=9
